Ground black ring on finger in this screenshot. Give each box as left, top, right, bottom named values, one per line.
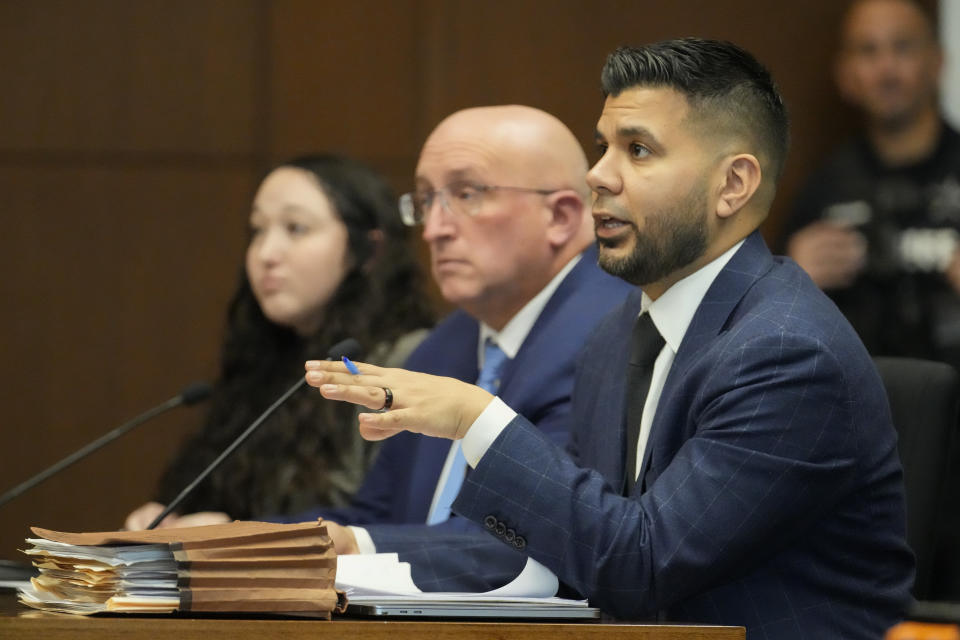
left=378, top=387, right=394, bottom=412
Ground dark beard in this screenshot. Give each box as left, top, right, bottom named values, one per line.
left=597, top=189, right=708, bottom=286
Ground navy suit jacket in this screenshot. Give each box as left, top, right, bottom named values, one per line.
left=453, top=232, right=914, bottom=638
left=298, top=247, right=631, bottom=587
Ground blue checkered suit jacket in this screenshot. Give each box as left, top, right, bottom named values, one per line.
left=453, top=231, right=914, bottom=638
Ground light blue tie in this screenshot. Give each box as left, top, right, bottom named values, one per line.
left=475, top=339, right=510, bottom=394
left=426, top=339, right=510, bottom=524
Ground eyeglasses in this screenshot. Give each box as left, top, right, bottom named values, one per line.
left=398, top=181, right=560, bottom=226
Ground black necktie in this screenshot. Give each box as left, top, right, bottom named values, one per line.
left=624, top=312, right=665, bottom=496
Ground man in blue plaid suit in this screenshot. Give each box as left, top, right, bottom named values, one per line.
left=308, top=39, right=914, bottom=638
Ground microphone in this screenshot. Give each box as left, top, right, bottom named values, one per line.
left=146, top=338, right=363, bottom=529
left=327, top=338, right=362, bottom=364
left=0, top=382, right=212, bottom=509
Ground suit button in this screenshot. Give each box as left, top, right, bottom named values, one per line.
left=504, top=528, right=515, bottom=542
left=484, top=515, right=497, bottom=531
left=495, top=521, right=506, bottom=536
left=513, top=536, right=526, bottom=550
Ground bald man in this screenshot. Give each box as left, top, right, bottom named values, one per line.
left=302, top=105, right=631, bottom=589
left=784, top=0, right=960, bottom=369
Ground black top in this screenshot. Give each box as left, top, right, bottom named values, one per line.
left=784, top=122, right=960, bottom=369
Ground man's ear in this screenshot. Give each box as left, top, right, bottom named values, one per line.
left=716, top=154, right=762, bottom=219
left=544, top=190, right=586, bottom=248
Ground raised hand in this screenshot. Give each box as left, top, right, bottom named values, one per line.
left=304, top=359, right=493, bottom=442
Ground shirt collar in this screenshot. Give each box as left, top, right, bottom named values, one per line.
left=643, top=239, right=745, bottom=353
left=479, top=253, right=582, bottom=362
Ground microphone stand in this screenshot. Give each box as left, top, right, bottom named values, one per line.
left=0, top=395, right=184, bottom=509
left=146, top=379, right=307, bottom=529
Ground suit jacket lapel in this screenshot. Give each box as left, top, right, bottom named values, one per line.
left=499, top=246, right=599, bottom=393
left=424, top=311, right=480, bottom=382
left=636, top=231, right=775, bottom=489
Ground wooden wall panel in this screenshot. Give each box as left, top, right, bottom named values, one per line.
left=0, top=0, right=266, bottom=558
left=267, top=0, right=423, bottom=191
left=0, top=0, right=261, bottom=154
left=0, top=165, right=256, bottom=557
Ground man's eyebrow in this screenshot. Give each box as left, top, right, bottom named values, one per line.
left=415, top=168, right=481, bottom=190
left=616, top=125, right=657, bottom=142
left=594, top=125, right=660, bottom=145
left=446, top=168, right=480, bottom=183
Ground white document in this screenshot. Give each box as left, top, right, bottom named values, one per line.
left=335, top=553, right=421, bottom=596
left=335, top=553, right=586, bottom=609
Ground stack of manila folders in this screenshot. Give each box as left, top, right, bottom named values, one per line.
left=17, top=520, right=595, bottom=619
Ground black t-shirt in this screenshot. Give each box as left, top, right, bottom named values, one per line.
left=784, top=123, right=960, bottom=368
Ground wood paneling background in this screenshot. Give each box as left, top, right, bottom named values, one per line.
left=0, top=0, right=933, bottom=560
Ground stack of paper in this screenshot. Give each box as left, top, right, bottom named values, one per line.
left=336, top=553, right=598, bottom=619
left=18, top=520, right=344, bottom=618
left=19, top=522, right=595, bottom=620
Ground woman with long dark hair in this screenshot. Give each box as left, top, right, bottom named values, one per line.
left=125, top=154, right=433, bottom=528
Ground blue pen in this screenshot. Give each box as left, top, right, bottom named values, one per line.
left=342, top=356, right=361, bottom=375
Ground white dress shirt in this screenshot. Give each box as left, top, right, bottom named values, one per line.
left=463, top=240, right=745, bottom=478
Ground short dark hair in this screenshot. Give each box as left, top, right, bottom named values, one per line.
left=601, top=38, right=790, bottom=185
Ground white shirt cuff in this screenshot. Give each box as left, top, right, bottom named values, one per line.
left=349, top=525, right=377, bottom=554
left=461, top=396, right=517, bottom=468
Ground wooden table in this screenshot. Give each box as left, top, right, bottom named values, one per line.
left=0, top=592, right=744, bottom=639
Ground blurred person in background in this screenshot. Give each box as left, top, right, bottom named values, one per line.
left=783, top=0, right=960, bottom=370
left=782, top=0, right=960, bottom=601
